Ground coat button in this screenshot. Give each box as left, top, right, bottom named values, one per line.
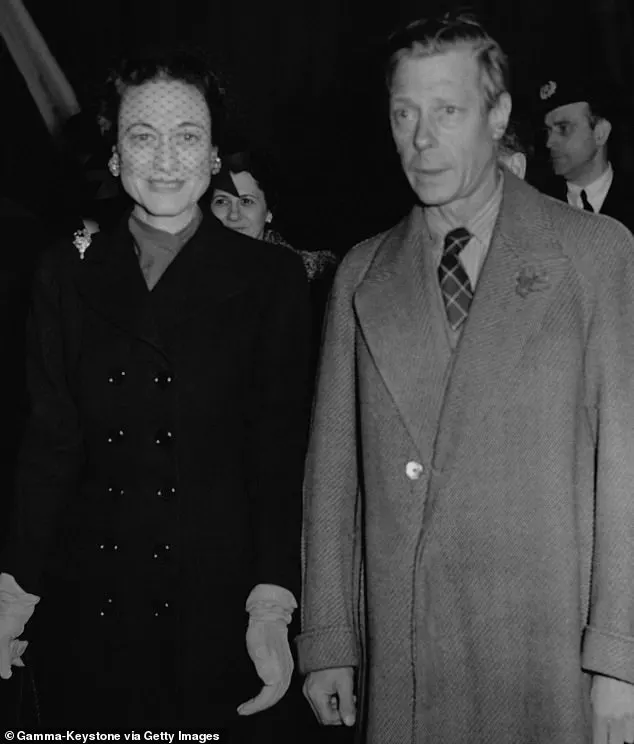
left=405, top=461, right=424, bottom=480
left=153, top=372, right=174, bottom=389
left=97, top=541, right=119, bottom=552
left=156, top=486, right=176, bottom=500
left=99, top=596, right=115, bottom=617
left=154, top=429, right=174, bottom=447
left=107, top=369, right=126, bottom=386
left=152, top=543, right=172, bottom=559
left=107, top=484, right=125, bottom=499
left=152, top=599, right=173, bottom=618
left=106, top=428, right=125, bottom=444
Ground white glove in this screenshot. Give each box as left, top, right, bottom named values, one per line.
left=237, top=583, right=296, bottom=716
left=591, top=674, right=634, bottom=744
left=0, top=572, right=40, bottom=679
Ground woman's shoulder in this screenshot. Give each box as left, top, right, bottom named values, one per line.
left=210, top=220, right=297, bottom=264
left=262, top=228, right=338, bottom=280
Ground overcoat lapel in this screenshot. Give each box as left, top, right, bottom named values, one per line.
left=149, top=215, right=250, bottom=332
left=74, top=214, right=251, bottom=356
left=431, top=175, right=570, bottom=477
left=354, top=207, right=452, bottom=456
left=75, top=216, right=166, bottom=356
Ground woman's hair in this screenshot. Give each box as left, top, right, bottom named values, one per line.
left=97, top=47, right=226, bottom=147
left=212, top=143, right=281, bottom=214
left=385, top=11, right=509, bottom=112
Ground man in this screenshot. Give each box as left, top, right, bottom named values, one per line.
left=297, top=13, right=634, bottom=744
left=540, top=70, right=634, bottom=231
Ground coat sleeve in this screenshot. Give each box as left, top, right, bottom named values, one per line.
left=580, top=219, right=634, bottom=684
left=247, top=250, right=312, bottom=599
left=295, top=256, right=365, bottom=674
left=2, top=250, right=84, bottom=594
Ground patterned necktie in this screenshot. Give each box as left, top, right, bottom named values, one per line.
left=580, top=189, right=594, bottom=212
left=438, top=227, right=473, bottom=331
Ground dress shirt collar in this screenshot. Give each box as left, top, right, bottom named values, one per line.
left=566, top=163, right=613, bottom=213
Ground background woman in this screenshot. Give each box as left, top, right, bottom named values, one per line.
left=1, top=49, right=311, bottom=738
left=209, top=145, right=337, bottom=370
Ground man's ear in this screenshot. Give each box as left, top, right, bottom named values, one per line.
left=489, top=92, right=512, bottom=139
left=593, top=117, right=612, bottom=147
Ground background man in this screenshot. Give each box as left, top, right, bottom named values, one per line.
left=540, top=70, right=634, bottom=232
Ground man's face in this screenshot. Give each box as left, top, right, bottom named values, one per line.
left=544, top=101, right=598, bottom=182
left=118, top=79, right=214, bottom=221
left=390, top=47, right=509, bottom=209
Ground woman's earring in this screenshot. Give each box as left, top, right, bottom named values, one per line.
left=211, top=154, right=222, bottom=175
left=265, top=212, right=273, bottom=224
left=108, top=150, right=120, bottom=177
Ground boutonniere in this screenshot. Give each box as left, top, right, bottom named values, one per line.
left=72, top=226, right=92, bottom=260
left=515, top=264, right=550, bottom=298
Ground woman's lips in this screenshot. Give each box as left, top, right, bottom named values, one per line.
left=148, top=180, right=185, bottom=192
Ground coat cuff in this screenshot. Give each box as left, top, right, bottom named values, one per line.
left=295, top=625, right=359, bottom=675
left=582, top=626, right=634, bottom=684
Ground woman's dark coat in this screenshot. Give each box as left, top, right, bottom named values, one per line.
left=3, top=213, right=311, bottom=730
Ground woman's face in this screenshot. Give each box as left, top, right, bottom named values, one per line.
left=117, top=78, right=214, bottom=231
left=210, top=171, right=271, bottom=239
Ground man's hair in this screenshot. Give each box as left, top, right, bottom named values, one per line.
left=586, top=105, right=607, bottom=130
left=385, top=11, right=509, bottom=111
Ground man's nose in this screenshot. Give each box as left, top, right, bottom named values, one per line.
left=414, top=117, right=437, bottom=150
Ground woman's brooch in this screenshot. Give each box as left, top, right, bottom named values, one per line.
left=73, top=226, right=92, bottom=260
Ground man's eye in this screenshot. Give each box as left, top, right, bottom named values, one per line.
left=392, top=108, right=413, bottom=122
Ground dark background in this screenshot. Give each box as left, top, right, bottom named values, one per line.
left=2, top=0, right=634, bottom=252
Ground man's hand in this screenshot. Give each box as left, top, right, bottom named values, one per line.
left=303, top=666, right=356, bottom=726
left=591, top=674, right=634, bottom=744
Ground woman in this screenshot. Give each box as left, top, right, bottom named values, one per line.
left=210, top=148, right=337, bottom=279
left=210, top=148, right=337, bottom=366
left=1, top=49, right=311, bottom=736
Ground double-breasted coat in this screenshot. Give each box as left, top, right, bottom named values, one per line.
left=3, top=212, right=311, bottom=730
left=297, top=173, right=634, bottom=743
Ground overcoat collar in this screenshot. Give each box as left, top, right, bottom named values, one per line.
left=354, top=173, right=570, bottom=464
left=75, top=211, right=251, bottom=356
left=354, top=205, right=452, bottom=455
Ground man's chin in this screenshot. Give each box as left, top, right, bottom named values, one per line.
left=408, top=175, right=455, bottom=207
left=550, top=160, right=569, bottom=177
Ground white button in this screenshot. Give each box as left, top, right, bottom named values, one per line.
left=405, top=461, right=424, bottom=480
